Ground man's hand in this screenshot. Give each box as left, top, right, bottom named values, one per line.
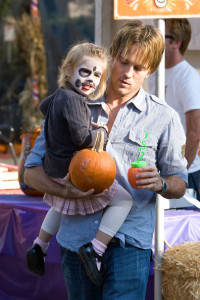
left=64, top=173, right=95, bottom=198
left=24, top=166, right=108, bottom=200
left=134, top=165, right=162, bottom=192
left=65, top=173, right=109, bottom=199
left=133, top=165, right=186, bottom=199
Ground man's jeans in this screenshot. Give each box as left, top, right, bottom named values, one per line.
left=60, top=241, right=151, bottom=300
left=188, top=170, right=200, bottom=201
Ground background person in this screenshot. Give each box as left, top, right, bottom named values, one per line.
left=24, top=20, right=188, bottom=300
left=149, top=18, right=200, bottom=200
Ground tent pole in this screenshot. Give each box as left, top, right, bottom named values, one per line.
left=154, top=18, right=165, bottom=300
left=155, top=19, right=165, bottom=100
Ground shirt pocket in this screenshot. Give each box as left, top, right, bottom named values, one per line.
left=124, top=128, right=158, bottom=167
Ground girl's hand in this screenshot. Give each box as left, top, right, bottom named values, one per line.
left=91, top=122, right=109, bottom=133
left=91, top=121, right=100, bottom=128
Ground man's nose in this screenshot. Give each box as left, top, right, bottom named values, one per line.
left=124, top=66, right=134, bottom=78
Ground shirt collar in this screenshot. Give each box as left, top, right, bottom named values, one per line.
left=127, top=87, right=146, bottom=112
left=88, top=87, right=146, bottom=112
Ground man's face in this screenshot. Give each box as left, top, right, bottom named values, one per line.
left=108, top=46, right=149, bottom=99
left=165, top=25, right=173, bottom=50
left=165, top=25, right=176, bottom=65
left=69, top=56, right=103, bottom=97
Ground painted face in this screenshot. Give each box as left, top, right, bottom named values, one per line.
left=165, top=25, right=176, bottom=67
left=69, top=56, right=103, bottom=97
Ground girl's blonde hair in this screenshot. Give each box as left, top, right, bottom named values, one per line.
left=57, top=42, right=109, bottom=100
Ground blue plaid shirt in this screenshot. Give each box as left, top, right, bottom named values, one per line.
left=25, top=87, right=187, bottom=250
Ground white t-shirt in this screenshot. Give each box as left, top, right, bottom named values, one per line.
left=148, top=60, right=200, bottom=173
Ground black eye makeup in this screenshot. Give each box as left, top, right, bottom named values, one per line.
left=79, top=68, right=91, bottom=78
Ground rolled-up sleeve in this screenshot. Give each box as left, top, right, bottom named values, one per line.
left=24, top=121, right=46, bottom=167
left=157, top=111, right=188, bottom=183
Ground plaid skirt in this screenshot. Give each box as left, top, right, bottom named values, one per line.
left=43, top=178, right=118, bottom=215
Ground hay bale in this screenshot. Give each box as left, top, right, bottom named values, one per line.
left=160, top=241, right=200, bottom=300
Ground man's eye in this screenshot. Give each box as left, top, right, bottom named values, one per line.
left=134, top=66, right=144, bottom=72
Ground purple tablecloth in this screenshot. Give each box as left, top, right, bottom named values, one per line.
left=152, top=208, right=200, bottom=252
left=0, top=193, right=67, bottom=300
left=0, top=193, right=200, bottom=300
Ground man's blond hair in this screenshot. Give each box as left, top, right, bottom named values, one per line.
left=110, top=20, right=165, bottom=75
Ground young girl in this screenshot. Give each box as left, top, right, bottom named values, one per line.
left=26, top=42, right=133, bottom=286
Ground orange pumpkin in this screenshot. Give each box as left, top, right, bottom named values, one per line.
left=69, top=130, right=116, bottom=193
left=128, top=161, right=147, bottom=189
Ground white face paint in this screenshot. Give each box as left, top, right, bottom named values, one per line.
left=68, top=56, right=103, bottom=97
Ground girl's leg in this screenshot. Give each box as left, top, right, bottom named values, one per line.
left=35, top=207, right=62, bottom=251
left=79, top=185, right=133, bottom=286
left=91, top=185, right=133, bottom=257
left=26, top=208, right=62, bottom=276
left=96, top=185, right=133, bottom=243
left=39, top=207, right=62, bottom=242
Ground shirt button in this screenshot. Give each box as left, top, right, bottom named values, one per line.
left=95, top=220, right=99, bottom=224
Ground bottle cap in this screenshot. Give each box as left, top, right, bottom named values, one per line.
left=131, top=161, right=146, bottom=168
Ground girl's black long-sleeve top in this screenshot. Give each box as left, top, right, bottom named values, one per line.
left=39, top=86, right=108, bottom=178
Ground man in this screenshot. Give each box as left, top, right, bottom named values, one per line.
left=24, top=20, right=187, bottom=300
left=149, top=18, right=200, bottom=200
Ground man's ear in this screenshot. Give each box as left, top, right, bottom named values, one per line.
left=169, top=39, right=181, bottom=52
left=176, top=40, right=182, bottom=50
left=145, top=70, right=151, bottom=78
left=172, top=39, right=182, bottom=49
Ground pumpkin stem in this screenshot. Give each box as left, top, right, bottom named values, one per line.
left=91, top=130, right=104, bottom=152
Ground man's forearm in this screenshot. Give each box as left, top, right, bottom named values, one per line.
left=24, top=166, right=95, bottom=199
left=24, top=166, right=67, bottom=198
left=185, top=110, right=200, bottom=169
left=185, top=140, right=199, bottom=169
left=159, top=175, right=186, bottom=199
